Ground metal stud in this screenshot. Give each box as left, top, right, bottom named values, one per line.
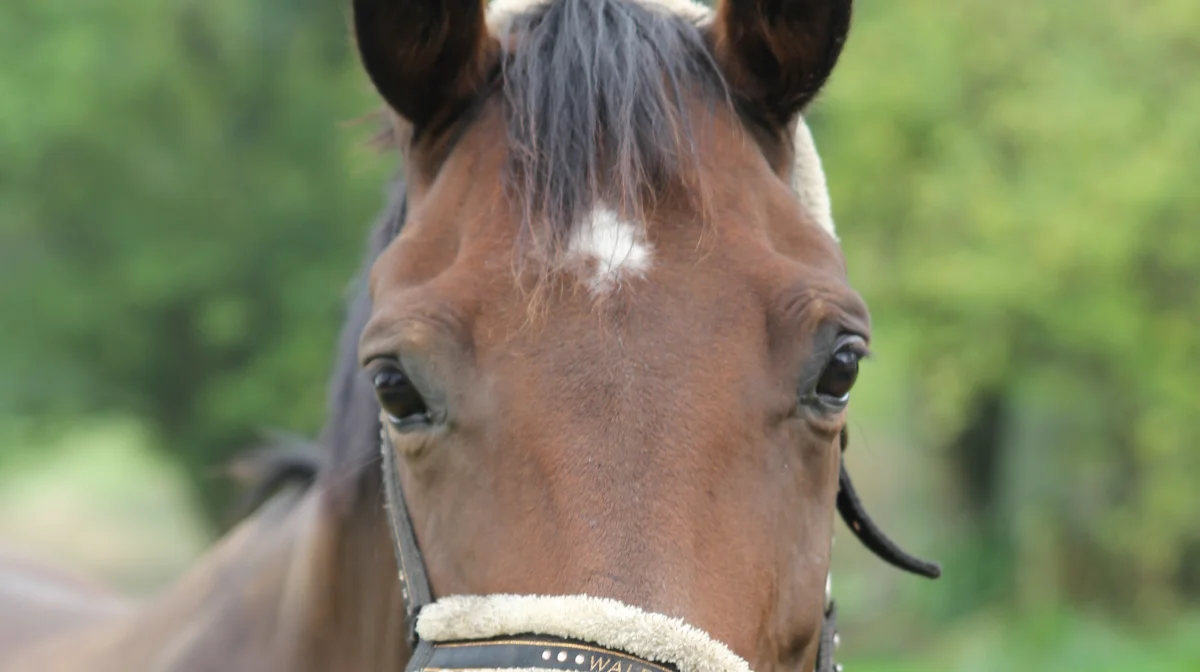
left=833, top=633, right=841, bottom=650
left=835, top=665, right=843, bottom=672
left=576, top=654, right=586, bottom=665
left=542, top=650, right=552, bottom=661
left=558, top=651, right=568, bottom=662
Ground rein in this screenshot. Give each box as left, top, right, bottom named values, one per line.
left=373, top=195, right=940, bottom=672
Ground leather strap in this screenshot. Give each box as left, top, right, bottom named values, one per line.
left=380, top=430, right=435, bottom=662
left=815, top=602, right=839, bottom=672
left=836, top=466, right=942, bottom=579
left=426, top=636, right=677, bottom=672
left=836, top=431, right=943, bottom=580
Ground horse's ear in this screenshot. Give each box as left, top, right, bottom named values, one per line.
left=352, top=0, right=496, bottom=130
left=710, top=0, right=852, bottom=126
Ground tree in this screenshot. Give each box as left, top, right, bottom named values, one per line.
left=0, top=0, right=393, bottom=527
left=818, top=0, right=1200, bottom=615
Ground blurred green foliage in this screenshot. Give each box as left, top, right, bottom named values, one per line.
left=0, top=0, right=1196, bottom=665
left=0, top=0, right=391, bottom=520
left=847, top=610, right=1200, bottom=672
left=817, top=0, right=1200, bottom=619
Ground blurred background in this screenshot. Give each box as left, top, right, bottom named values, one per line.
left=0, top=0, right=1196, bottom=669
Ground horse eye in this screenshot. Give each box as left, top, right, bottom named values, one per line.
left=371, top=363, right=430, bottom=428
left=815, top=348, right=861, bottom=403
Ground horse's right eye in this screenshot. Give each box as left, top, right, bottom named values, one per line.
left=815, top=348, right=860, bottom=402
left=803, top=335, right=869, bottom=412
left=370, top=362, right=430, bottom=429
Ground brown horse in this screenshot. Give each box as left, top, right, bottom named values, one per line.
left=0, top=0, right=939, bottom=670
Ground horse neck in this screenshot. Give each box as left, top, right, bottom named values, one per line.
left=64, top=484, right=407, bottom=672
left=273, top=206, right=411, bottom=669
left=280, top=479, right=409, bottom=672
left=267, top=199, right=409, bottom=670
left=26, top=493, right=335, bottom=671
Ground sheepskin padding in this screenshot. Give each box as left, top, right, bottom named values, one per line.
left=417, top=594, right=754, bottom=672
left=485, top=0, right=838, bottom=240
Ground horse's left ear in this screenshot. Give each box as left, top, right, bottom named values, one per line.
left=709, top=0, right=852, bottom=126
left=352, top=0, right=496, bottom=131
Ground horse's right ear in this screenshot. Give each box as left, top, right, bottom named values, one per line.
left=710, top=0, right=853, bottom=127
left=352, top=0, right=496, bottom=131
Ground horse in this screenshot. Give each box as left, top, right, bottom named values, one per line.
left=0, top=0, right=940, bottom=670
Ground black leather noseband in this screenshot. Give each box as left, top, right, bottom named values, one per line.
left=427, top=636, right=676, bottom=672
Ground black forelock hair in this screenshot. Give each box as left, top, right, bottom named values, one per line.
left=496, top=0, right=730, bottom=255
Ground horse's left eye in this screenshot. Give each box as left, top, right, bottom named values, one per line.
left=371, top=363, right=430, bottom=429
left=815, top=347, right=861, bottom=403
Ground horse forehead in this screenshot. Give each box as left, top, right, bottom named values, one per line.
left=383, top=157, right=843, bottom=313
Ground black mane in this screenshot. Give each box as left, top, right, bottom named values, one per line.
left=316, top=179, right=405, bottom=513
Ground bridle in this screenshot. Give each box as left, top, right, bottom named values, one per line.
left=379, top=424, right=939, bottom=672
left=373, top=198, right=940, bottom=672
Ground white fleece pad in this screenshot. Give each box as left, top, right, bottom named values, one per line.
left=486, top=0, right=838, bottom=240
left=417, top=594, right=754, bottom=672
